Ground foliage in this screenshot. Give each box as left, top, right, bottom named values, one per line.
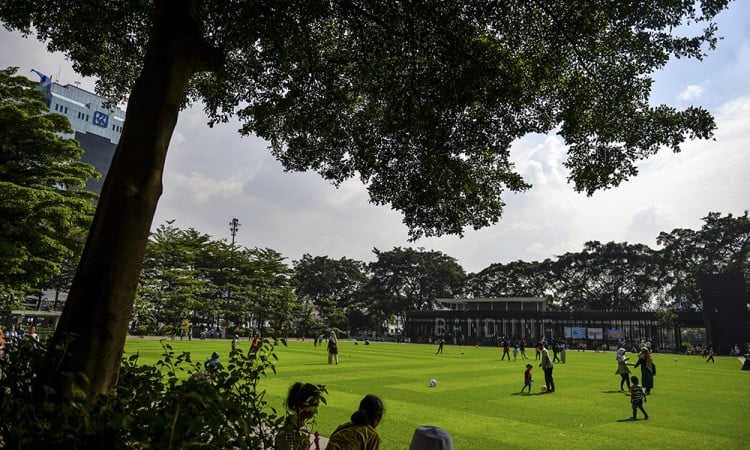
left=0, top=336, right=295, bottom=449
left=136, top=223, right=216, bottom=334
left=657, top=211, right=750, bottom=309
left=366, top=247, right=466, bottom=326
left=293, top=254, right=369, bottom=333
left=0, top=67, right=98, bottom=300
left=467, top=260, right=551, bottom=298
left=0, top=1, right=729, bottom=239
left=127, top=213, right=747, bottom=341
left=547, top=241, right=662, bottom=311
left=135, top=222, right=299, bottom=338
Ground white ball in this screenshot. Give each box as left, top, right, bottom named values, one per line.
left=429, top=379, right=438, bottom=387
left=541, top=385, right=547, bottom=392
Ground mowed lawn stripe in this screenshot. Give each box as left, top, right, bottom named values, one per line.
left=125, top=339, right=750, bottom=449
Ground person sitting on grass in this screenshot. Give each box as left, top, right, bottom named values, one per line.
left=205, top=351, right=221, bottom=370
left=326, top=394, right=384, bottom=450
left=275, top=382, right=325, bottom=450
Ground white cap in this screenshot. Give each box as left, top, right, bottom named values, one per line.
left=409, top=426, right=454, bottom=450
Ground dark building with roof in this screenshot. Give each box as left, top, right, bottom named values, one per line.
left=404, top=275, right=748, bottom=354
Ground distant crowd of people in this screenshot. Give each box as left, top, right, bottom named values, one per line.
left=0, top=324, right=40, bottom=356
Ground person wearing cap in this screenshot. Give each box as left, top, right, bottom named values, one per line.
left=409, top=426, right=453, bottom=450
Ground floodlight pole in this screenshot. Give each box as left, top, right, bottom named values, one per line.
left=229, top=218, right=240, bottom=245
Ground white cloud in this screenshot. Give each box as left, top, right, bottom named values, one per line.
left=678, top=84, right=705, bottom=101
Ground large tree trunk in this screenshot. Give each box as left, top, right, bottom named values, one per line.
left=39, top=0, right=222, bottom=398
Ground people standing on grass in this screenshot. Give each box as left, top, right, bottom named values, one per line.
left=633, top=347, right=655, bottom=395
left=501, top=339, right=512, bottom=361
left=436, top=338, right=445, bottom=355
left=326, top=394, right=384, bottom=450
left=512, top=341, right=519, bottom=361
left=559, top=340, right=567, bottom=364
left=520, top=340, right=528, bottom=360
left=552, top=339, right=561, bottom=363
left=706, top=347, right=715, bottom=363
left=275, top=382, right=325, bottom=450
left=521, top=363, right=534, bottom=393
left=540, top=346, right=555, bottom=393
left=327, top=331, right=339, bottom=365
left=535, top=342, right=542, bottom=360
left=629, top=376, right=649, bottom=420
left=615, top=348, right=631, bottom=391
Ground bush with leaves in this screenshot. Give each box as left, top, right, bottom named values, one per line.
left=0, top=336, right=299, bottom=449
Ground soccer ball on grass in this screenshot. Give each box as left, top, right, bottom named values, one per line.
left=429, top=379, right=438, bottom=387
left=540, top=386, right=548, bottom=393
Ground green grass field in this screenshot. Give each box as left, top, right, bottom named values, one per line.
left=124, top=338, right=750, bottom=449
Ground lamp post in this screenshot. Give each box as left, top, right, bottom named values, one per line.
left=229, top=218, right=240, bottom=245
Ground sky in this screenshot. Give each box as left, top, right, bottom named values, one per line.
left=1, top=5, right=749, bottom=274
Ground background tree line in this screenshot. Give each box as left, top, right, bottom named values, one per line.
left=102, top=211, right=750, bottom=338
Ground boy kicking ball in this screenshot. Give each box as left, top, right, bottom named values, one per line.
left=521, top=364, right=533, bottom=393
left=629, top=376, right=649, bottom=420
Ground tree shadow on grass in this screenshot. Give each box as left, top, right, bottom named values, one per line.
left=511, top=392, right=545, bottom=396
left=602, top=390, right=629, bottom=394
left=616, top=418, right=645, bottom=423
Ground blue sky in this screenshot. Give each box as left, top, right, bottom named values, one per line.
left=1, top=5, right=748, bottom=274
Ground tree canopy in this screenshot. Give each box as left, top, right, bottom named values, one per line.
left=0, top=0, right=729, bottom=237
left=0, top=67, right=97, bottom=301
left=0, top=0, right=734, bottom=397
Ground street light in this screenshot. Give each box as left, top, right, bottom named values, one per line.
left=229, top=218, right=241, bottom=245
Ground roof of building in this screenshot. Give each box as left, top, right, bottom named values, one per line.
left=437, top=297, right=546, bottom=304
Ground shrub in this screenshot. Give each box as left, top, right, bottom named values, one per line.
left=0, top=335, right=294, bottom=449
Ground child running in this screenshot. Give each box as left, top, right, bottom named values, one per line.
left=629, top=376, right=649, bottom=420
left=521, top=364, right=533, bottom=393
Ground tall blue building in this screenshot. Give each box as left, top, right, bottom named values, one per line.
left=32, top=70, right=126, bottom=194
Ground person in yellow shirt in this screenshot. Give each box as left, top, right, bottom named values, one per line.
left=326, top=395, right=384, bottom=450
left=275, top=382, right=325, bottom=450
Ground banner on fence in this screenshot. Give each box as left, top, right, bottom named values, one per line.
left=565, top=327, right=587, bottom=339
left=587, top=328, right=603, bottom=340
left=607, top=329, right=625, bottom=339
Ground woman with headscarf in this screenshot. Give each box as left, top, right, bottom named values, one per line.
left=327, top=331, right=339, bottom=365
left=327, top=394, right=384, bottom=450
left=275, top=382, right=325, bottom=450
left=633, top=347, right=655, bottom=394
left=615, top=348, right=631, bottom=391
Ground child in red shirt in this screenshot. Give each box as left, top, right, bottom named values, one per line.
left=521, top=364, right=533, bottom=393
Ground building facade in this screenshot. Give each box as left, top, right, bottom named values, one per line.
left=405, top=275, right=749, bottom=354
left=32, top=70, right=125, bottom=193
